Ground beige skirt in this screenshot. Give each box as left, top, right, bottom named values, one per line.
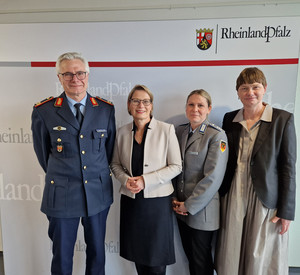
left=215, top=177, right=289, bottom=275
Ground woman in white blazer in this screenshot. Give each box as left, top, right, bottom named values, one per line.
left=111, top=84, right=182, bottom=275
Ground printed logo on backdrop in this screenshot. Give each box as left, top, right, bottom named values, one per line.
left=0, top=173, right=44, bottom=201
left=56, top=81, right=133, bottom=102
left=0, top=128, right=32, bottom=144
left=220, top=25, right=291, bottom=43
left=49, top=239, right=120, bottom=253
left=195, top=25, right=292, bottom=53
left=196, top=28, right=213, bottom=50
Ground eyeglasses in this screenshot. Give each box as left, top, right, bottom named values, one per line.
left=130, top=98, right=152, bottom=106
left=59, top=71, right=87, bottom=81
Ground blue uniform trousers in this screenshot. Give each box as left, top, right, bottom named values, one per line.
left=47, top=207, right=109, bottom=275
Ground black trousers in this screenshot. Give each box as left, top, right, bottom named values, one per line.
left=177, top=218, right=215, bottom=275
left=135, top=263, right=166, bottom=275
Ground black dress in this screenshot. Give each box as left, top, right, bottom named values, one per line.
left=119, top=122, right=175, bottom=266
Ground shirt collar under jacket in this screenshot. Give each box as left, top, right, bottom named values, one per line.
left=233, top=102, right=272, bottom=123
left=65, top=93, right=87, bottom=116
left=189, top=125, right=196, bottom=134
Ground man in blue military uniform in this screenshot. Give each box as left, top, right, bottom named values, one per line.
left=31, top=52, right=116, bottom=275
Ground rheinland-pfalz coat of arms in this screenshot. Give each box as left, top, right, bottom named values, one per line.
left=196, top=28, right=213, bottom=50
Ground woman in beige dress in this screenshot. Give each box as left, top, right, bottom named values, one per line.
left=215, top=67, right=296, bottom=275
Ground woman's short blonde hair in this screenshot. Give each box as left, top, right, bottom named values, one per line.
left=186, top=89, right=212, bottom=107
left=127, top=84, right=154, bottom=116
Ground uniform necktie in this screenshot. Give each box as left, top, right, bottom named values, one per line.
left=187, top=131, right=194, bottom=140
left=74, top=103, right=83, bottom=126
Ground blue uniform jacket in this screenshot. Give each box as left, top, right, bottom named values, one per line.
left=31, top=92, right=116, bottom=218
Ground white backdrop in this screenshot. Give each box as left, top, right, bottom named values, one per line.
left=0, top=17, right=299, bottom=274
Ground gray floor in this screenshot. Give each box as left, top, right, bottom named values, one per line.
left=0, top=252, right=298, bottom=275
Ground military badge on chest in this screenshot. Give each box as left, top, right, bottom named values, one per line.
left=57, top=144, right=63, bottom=153
left=56, top=137, right=63, bottom=152
left=53, top=126, right=66, bottom=153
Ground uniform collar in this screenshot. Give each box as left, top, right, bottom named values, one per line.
left=65, top=93, right=87, bottom=107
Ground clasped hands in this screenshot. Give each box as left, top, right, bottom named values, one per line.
left=172, top=199, right=188, bottom=216
left=126, top=176, right=145, bottom=194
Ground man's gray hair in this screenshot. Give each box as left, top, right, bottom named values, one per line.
left=56, top=52, right=90, bottom=74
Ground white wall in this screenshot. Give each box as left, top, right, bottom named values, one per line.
left=289, top=44, right=300, bottom=268
left=0, top=218, right=2, bottom=251
left=1, top=1, right=300, bottom=23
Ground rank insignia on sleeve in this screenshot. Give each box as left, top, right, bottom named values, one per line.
left=96, top=96, right=114, bottom=106
left=90, top=97, right=99, bottom=107
left=54, top=97, right=63, bottom=107
left=220, top=140, right=227, bottom=152
left=34, top=96, right=54, bottom=107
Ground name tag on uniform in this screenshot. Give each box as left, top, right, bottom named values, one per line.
left=187, top=151, right=198, bottom=155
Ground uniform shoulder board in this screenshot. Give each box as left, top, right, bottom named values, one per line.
left=90, top=97, right=99, bottom=107
left=208, top=123, right=222, bottom=132
left=54, top=97, right=63, bottom=107
left=96, top=96, right=114, bottom=106
left=34, top=96, right=54, bottom=108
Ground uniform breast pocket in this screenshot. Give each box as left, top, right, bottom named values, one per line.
left=92, top=129, right=107, bottom=153
left=50, top=131, right=74, bottom=158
